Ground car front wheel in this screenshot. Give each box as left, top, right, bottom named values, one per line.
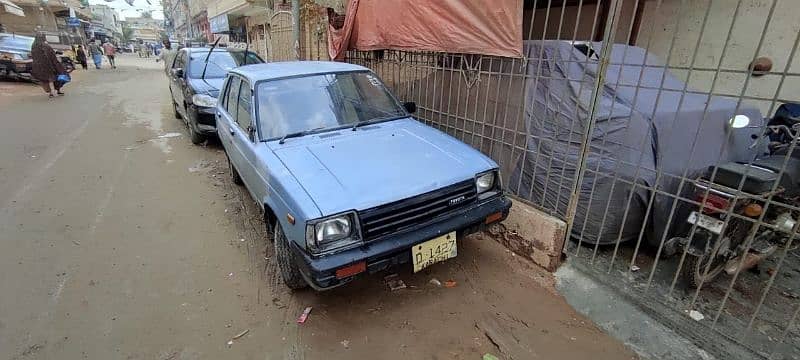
left=172, top=100, right=181, bottom=119
left=274, top=222, right=308, bottom=290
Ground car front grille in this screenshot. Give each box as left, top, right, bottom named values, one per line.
left=359, top=180, right=477, bottom=240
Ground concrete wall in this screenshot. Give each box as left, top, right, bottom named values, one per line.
left=1, top=5, right=58, bottom=34
left=523, top=1, right=637, bottom=43
left=635, top=0, right=800, bottom=115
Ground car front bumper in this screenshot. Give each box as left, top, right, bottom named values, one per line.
left=290, top=195, right=512, bottom=290
left=187, top=105, right=217, bottom=135
left=0, top=59, right=32, bottom=73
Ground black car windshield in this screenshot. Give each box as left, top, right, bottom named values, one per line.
left=256, top=71, right=406, bottom=139
left=187, top=51, right=261, bottom=78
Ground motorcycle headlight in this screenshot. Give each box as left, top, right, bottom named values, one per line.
left=476, top=171, right=497, bottom=194
left=192, top=94, right=217, bottom=108
left=305, top=212, right=360, bottom=253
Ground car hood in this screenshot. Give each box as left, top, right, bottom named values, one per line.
left=272, top=118, right=496, bottom=216
left=187, top=77, right=224, bottom=97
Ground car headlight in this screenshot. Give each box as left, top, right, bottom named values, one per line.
left=192, top=94, right=217, bottom=107
left=476, top=171, right=496, bottom=194
left=306, top=212, right=360, bottom=253
left=0, top=52, right=22, bottom=60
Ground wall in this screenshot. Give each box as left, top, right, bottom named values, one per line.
left=635, top=0, right=800, bottom=115
left=522, top=1, right=637, bottom=43
left=1, top=5, right=58, bottom=34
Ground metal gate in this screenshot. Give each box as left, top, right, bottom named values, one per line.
left=268, top=11, right=294, bottom=62
left=302, top=0, right=800, bottom=358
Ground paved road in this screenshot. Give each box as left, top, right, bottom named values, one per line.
left=0, top=55, right=635, bottom=360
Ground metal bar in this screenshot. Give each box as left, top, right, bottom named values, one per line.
left=291, top=0, right=300, bottom=60
left=563, top=0, right=627, bottom=253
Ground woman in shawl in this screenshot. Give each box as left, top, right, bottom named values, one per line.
left=30, top=33, right=66, bottom=97
left=75, top=45, right=88, bottom=70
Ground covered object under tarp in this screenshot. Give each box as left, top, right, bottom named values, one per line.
left=510, top=41, right=764, bottom=246
left=327, top=0, right=523, bottom=60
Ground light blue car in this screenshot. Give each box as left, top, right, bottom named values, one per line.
left=216, top=61, right=511, bottom=290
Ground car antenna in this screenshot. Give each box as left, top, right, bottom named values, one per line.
left=201, top=35, right=223, bottom=80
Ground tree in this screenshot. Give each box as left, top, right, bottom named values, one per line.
left=122, top=23, right=134, bottom=43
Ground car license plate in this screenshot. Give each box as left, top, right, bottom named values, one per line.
left=688, top=211, right=724, bottom=234
left=412, top=231, right=457, bottom=273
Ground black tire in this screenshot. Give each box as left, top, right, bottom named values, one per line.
left=227, top=152, right=243, bottom=185
left=189, top=124, right=205, bottom=145
left=683, top=252, right=726, bottom=289
left=172, top=101, right=181, bottom=119
left=274, top=222, right=308, bottom=290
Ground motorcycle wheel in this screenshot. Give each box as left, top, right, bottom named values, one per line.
left=683, top=252, right=726, bottom=289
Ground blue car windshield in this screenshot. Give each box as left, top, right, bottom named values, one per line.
left=188, top=51, right=261, bottom=78
left=256, top=71, right=406, bottom=139
left=0, top=35, right=34, bottom=51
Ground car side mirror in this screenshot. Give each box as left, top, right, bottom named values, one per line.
left=172, top=68, right=184, bottom=78
left=403, top=101, right=417, bottom=114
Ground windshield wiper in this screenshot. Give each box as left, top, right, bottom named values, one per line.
left=278, top=127, right=326, bottom=144
left=200, top=36, right=222, bottom=80
left=352, top=114, right=405, bottom=131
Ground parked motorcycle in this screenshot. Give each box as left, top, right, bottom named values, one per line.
left=671, top=110, right=800, bottom=288
left=55, top=51, right=75, bottom=72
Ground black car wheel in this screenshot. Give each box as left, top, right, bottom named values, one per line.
left=274, top=222, right=308, bottom=290
left=185, top=107, right=205, bottom=145
left=189, top=122, right=205, bottom=145
left=172, top=101, right=181, bottom=119
left=226, top=152, right=243, bottom=186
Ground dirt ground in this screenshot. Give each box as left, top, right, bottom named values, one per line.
left=0, top=55, right=636, bottom=360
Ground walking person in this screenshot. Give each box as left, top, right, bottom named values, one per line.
left=102, top=41, right=116, bottom=69
left=75, top=45, right=88, bottom=70
left=30, top=33, right=67, bottom=98
left=88, top=40, right=103, bottom=69
left=158, top=39, right=176, bottom=75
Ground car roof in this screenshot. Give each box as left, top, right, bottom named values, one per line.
left=231, top=61, right=369, bottom=82
left=184, top=47, right=250, bottom=53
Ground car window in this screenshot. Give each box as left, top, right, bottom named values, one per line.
left=186, top=51, right=263, bottom=79
left=256, top=71, right=406, bottom=139
left=0, top=35, right=34, bottom=51
left=226, top=77, right=241, bottom=119
left=237, top=81, right=253, bottom=132
left=220, top=77, right=231, bottom=109
left=172, top=51, right=185, bottom=69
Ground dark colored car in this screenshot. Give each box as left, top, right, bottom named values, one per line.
left=167, top=47, right=263, bottom=144
left=0, top=33, right=34, bottom=79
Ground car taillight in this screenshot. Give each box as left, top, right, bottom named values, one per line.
left=695, top=192, right=730, bottom=214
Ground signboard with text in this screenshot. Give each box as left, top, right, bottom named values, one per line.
left=209, top=14, right=229, bottom=34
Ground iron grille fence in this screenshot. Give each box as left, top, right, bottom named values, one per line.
left=298, top=0, right=799, bottom=358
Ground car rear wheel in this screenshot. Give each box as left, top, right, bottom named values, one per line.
left=274, top=222, right=308, bottom=290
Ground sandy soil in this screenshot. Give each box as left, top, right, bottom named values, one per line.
left=0, top=54, right=636, bottom=360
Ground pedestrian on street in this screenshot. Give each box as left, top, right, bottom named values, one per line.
left=75, top=45, right=88, bottom=70
left=30, top=33, right=67, bottom=98
left=158, top=39, right=176, bottom=74
left=88, top=40, right=103, bottom=69
left=102, top=41, right=116, bottom=69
